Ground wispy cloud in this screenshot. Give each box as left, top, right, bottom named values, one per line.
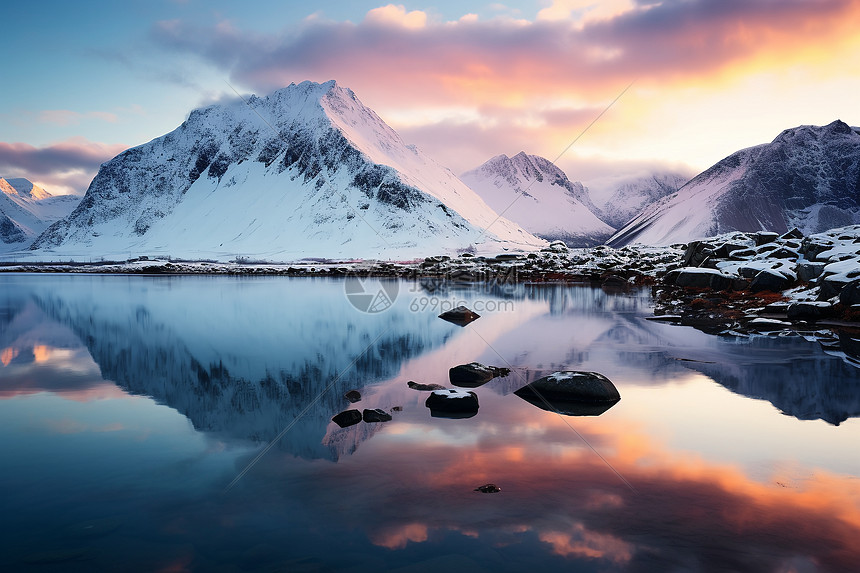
left=38, top=110, right=119, bottom=126
left=150, top=0, right=860, bottom=104
left=143, top=0, right=860, bottom=175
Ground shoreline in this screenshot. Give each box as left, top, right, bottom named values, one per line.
left=4, top=227, right=860, bottom=367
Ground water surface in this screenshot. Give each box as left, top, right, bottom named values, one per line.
left=1, top=274, right=859, bottom=572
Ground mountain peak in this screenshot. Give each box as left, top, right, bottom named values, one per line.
left=0, top=177, right=52, bottom=200
left=772, top=119, right=857, bottom=145
left=610, top=120, right=860, bottom=246
left=31, top=81, right=542, bottom=259
left=461, top=153, right=613, bottom=246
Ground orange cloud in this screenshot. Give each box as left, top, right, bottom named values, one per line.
left=1, top=347, right=18, bottom=366
left=147, top=1, right=860, bottom=176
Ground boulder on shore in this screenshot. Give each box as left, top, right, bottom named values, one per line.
left=749, top=269, right=791, bottom=293
left=670, top=268, right=733, bottom=290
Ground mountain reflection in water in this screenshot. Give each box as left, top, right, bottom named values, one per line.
left=1, top=274, right=859, bottom=572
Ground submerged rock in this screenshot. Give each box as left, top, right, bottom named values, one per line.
left=474, top=484, right=501, bottom=493
left=438, top=305, right=481, bottom=326
left=449, top=362, right=511, bottom=387
left=331, top=409, right=362, bottom=428
left=407, top=381, right=447, bottom=391
left=362, top=408, right=392, bottom=423
left=344, top=390, right=362, bottom=403
left=425, top=389, right=479, bottom=417
left=514, top=371, right=621, bottom=404
left=516, top=392, right=619, bottom=416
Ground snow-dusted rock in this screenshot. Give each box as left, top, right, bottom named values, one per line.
left=425, top=389, right=479, bottom=415
left=448, top=362, right=509, bottom=388
left=514, top=371, right=620, bottom=404
left=670, top=267, right=734, bottom=290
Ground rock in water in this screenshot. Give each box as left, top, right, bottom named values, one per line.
left=425, top=389, right=479, bottom=418
left=438, top=305, right=481, bottom=326
left=449, top=362, right=511, bottom=387
left=515, top=371, right=620, bottom=406
left=407, top=381, right=447, bottom=391
left=474, top=484, right=501, bottom=493
left=332, top=409, right=362, bottom=428
left=344, top=390, right=362, bottom=403
left=449, top=362, right=494, bottom=387
left=362, top=408, right=392, bottom=423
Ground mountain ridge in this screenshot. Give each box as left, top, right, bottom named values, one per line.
left=460, top=152, right=614, bottom=247
left=29, top=80, right=543, bottom=261
left=609, top=120, right=860, bottom=246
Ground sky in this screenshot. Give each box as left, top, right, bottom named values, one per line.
left=2, top=0, right=860, bottom=196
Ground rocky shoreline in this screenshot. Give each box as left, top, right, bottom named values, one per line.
left=4, top=227, right=859, bottom=365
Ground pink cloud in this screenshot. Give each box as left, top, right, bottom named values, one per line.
left=150, top=0, right=860, bottom=108
left=0, top=138, right=128, bottom=195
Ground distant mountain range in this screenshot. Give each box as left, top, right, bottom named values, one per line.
left=3, top=80, right=859, bottom=258
left=460, top=152, right=616, bottom=247
left=0, top=177, right=80, bottom=253
left=609, top=120, right=860, bottom=246
left=30, top=81, right=543, bottom=261
left=460, top=155, right=688, bottom=246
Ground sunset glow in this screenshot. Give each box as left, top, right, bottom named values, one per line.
left=2, top=1, right=858, bottom=194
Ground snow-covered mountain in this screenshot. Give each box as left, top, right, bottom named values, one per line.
left=30, top=81, right=543, bottom=261
left=1, top=177, right=52, bottom=200
left=460, top=152, right=614, bottom=247
left=608, top=120, right=860, bottom=246
left=0, top=177, right=81, bottom=253
left=591, top=172, right=689, bottom=229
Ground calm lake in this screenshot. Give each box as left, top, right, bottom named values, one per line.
left=1, top=274, right=859, bottom=572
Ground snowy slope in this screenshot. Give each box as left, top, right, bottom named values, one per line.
left=609, top=120, right=860, bottom=246
left=460, top=152, right=614, bottom=247
left=2, top=177, right=52, bottom=200
left=0, top=178, right=80, bottom=253
left=591, top=172, right=689, bottom=229
left=30, top=81, right=543, bottom=261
